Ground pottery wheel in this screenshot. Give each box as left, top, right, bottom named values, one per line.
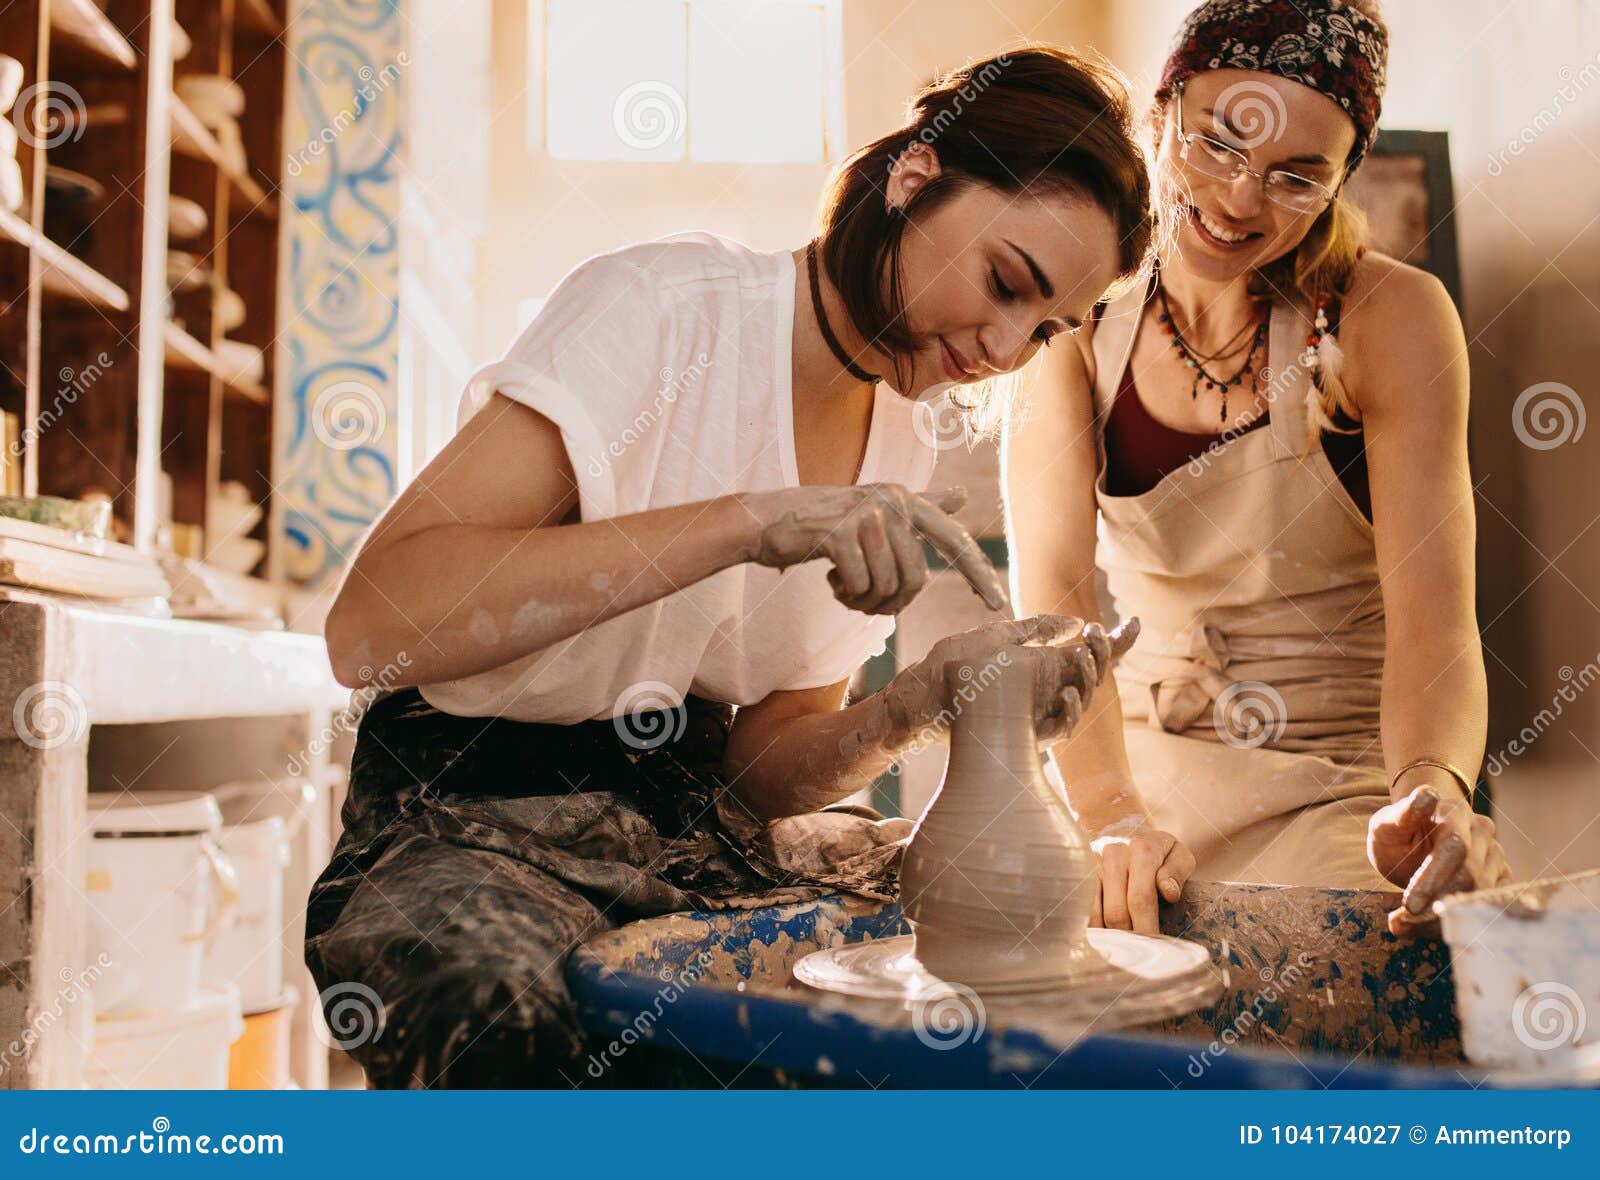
left=795, top=930, right=1218, bottom=1026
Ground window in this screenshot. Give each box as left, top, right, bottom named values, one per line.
left=532, top=0, right=844, bottom=163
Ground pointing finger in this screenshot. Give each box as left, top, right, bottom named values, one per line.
left=908, top=497, right=1009, bottom=612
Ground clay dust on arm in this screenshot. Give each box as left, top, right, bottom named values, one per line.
left=721, top=616, right=1137, bottom=821
left=324, top=386, right=1003, bottom=689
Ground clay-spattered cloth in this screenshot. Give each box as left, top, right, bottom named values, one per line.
left=305, top=687, right=906, bottom=1088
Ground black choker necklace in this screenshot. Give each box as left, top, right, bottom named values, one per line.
left=806, top=240, right=879, bottom=384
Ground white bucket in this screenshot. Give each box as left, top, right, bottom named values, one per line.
left=203, top=816, right=290, bottom=1014
left=1437, top=867, right=1600, bottom=1073
left=86, top=983, right=244, bottom=1090
left=85, top=791, right=237, bottom=1018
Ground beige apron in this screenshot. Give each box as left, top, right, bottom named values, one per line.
left=1089, top=278, right=1390, bottom=889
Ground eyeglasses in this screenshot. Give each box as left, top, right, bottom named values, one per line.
left=1172, top=82, right=1345, bottom=214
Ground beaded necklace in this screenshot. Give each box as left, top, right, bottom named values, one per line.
left=1155, top=281, right=1268, bottom=425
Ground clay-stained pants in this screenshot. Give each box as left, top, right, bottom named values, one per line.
left=305, top=687, right=845, bottom=1088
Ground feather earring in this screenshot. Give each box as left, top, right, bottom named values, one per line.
left=1301, top=300, right=1359, bottom=441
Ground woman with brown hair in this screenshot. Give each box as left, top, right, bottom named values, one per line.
left=309, top=47, right=1153, bottom=1087
left=1007, top=0, right=1513, bottom=938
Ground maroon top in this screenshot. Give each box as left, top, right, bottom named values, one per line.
left=1103, top=362, right=1372, bottom=522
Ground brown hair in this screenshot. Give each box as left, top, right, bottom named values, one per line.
left=816, top=46, right=1157, bottom=394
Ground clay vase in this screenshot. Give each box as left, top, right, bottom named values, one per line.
left=900, top=655, right=1101, bottom=988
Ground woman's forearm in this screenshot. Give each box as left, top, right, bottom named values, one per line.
left=724, top=693, right=912, bottom=820
left=325, top=495, right=755, bottom=687
left=1019, top=582, right=1148, bottom=834
left=1045, top=670, right=1150, bottom=834
left=1380, top=627, right=1488, bottom=802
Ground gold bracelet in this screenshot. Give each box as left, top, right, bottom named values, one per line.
left=1390, top=757, right=1475, bottom=802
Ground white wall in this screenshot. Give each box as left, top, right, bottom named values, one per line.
left=474, top=0, right=1106, bottom=357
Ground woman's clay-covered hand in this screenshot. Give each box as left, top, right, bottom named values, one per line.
left=873, top=614, right=1140, bottom=749
left=1089, top=820, right=1196, bottom=936
left=1368, top=785, right=1514, bottom=938
left=737, top=483, right=1008, bottom=615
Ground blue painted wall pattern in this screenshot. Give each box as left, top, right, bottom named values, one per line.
left=276, top=0, right=403, bottom=586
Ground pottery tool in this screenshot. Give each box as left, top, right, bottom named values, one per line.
left=797, top=654, right=1217, bottom=1028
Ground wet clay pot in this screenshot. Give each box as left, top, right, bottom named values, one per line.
left=900, top=656, right=1101, bottom=987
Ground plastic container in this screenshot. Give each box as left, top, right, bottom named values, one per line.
left=203, top=816, right=289, bottom=1013
left=228, top=987, right=298, bottom=1090
left=86, top=983, right=244, bottom=1090
left=1437, top=868, right=1600, bottom=1072
left=85, top=791, right=237, bottom=1018
left=203, top=778, right=315, bottom=1010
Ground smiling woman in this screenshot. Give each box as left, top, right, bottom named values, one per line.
left=816, top=49, right=1156, bottom=412
left=1006, top=0, right=1513, bottom=942
left=309, top=43, right=1156, bottom=1087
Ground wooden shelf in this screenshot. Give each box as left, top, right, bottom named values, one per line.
left=169, top=94, right=277, bottom=217
left=0, top=204, right=130, bottom=310
left=49, top=0, right=138, bottom=70
left=237, top=0, right=284, bottom=37
left=2, top=1, right=289, bottom=557
left=163, top=322, right=270, bottom=404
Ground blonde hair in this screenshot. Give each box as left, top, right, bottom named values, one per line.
left=1249, top=194, right=1370, bottom=446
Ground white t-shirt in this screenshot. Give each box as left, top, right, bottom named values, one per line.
left=417, top=233, right=938, bottom=723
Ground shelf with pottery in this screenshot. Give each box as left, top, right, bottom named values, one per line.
left=169, top=92, right=276, bottom=216
left=1, top=0, right=288, bottom=581
left=48, top=0, right=138, bottom=71
left=0, top=201, right=129, bottom=308
left=163, top=319, right=270, bottom=404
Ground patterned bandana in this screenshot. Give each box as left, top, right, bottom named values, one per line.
left=1156, top=0, right=1388, bottom=159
